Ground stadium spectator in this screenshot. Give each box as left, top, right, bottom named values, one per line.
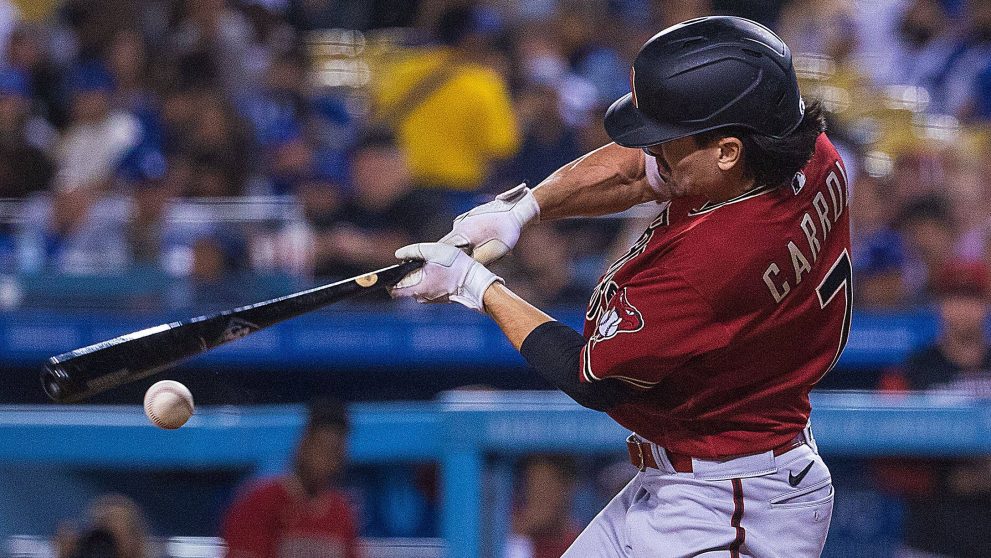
left=55, top=61, right=141, bottom=192
left=84, top=493, right=150, bottom=558
left=164, top=228, right=249, bottom=309
left=504, top=454, right=581, bottom=558
left=0, top=67, right=52, bottom=197
left=880, top=0, right=955, bottom=88
left=855, top=229, right=912, bottom=309
left=179, top=92, right=253, bottom=197
left=889, top=260, right=991, bottom=393
left=266, top=131, right=316, bottom=195
left=491, top=223, right=588, bottom=306
left=877, top=260, right=991, bottom=557
left=55, top=493, right=150, bottom=558
left=222, top=398, right=360, bottom=558
left=310, top=130, right=447, bottom=279
left=239, top=51, right=309, bottom=150
left=118, top=148, right=170, bottom=266
left=371, top=5, right=519, bottom=191
left=16, top=187, right=131, bottom=274
left=896, top=196, right=959, bottom=300
left=68, top=528, right=119, bottom=558
left=167, top=0, right=258, bottom=94
left=4, top=23, right=65, bottom=128
left=777, top=0, right=857, bottom=60
left=919, top=0, right=991, bottom=116
left=496, top=83, right=582, bottom=189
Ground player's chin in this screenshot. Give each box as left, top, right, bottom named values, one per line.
left=663, top=179, right=688, bottom=198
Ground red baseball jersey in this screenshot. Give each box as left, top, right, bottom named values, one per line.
left=581, top=133, right=851, bottom=458
left=222, top=476, right=361, bottom=558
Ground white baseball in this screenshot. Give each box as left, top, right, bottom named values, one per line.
left=144, top=380, right=195, bottom=430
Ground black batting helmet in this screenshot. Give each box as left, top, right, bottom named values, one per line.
left=604, top=16, right=804, bottom=148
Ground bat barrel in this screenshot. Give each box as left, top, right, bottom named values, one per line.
left=39, top=261, right=424, bottom=403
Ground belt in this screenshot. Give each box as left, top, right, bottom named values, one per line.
left=626, top=433, right=807, bottom=473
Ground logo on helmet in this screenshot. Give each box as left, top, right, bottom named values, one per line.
left=630, top=67, right=639, bottom=109
left=594, top=287, right=644, bottom=341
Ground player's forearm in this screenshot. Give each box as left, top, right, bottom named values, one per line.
left=482, top=283, right=635, bottom=411
left=483, top=282, right=554, bottom=349
left=532, top=142, right=660, bottom=220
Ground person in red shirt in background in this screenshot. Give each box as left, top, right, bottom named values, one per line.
left=222, top=399, right=360, bottom=558
left=876, top=260, right=991, bottom=557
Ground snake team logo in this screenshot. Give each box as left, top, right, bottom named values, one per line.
left=218, top=318, right=259, bottom=344
left=593, top=287, right=644, bottom=341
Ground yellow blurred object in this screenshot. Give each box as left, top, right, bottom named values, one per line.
left=795, top=52, right=981, bottom=159
left=11, top=0, right=58, bottom=21
left=371, top=47, right=519, bottom=190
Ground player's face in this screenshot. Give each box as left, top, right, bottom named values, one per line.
left=644, top=137, right=731, bottom=200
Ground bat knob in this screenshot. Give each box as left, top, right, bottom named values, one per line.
left=41, top=364, right=70, bottom=403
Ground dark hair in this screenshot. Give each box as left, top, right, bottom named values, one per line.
left=694, top=98, right=827, bottom=188
left=70, top=528, right=118, bottom=558
left=896, top=195, right=953, bottom=229
left=435, top=6, right=474, bottom=46
left=306, top=397, right=349, bottom=432
left=354, top=127, right=398, bottom=152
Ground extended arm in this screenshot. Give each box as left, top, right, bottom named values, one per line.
left=440, top=143, right=668, bottom=264
left=533, top=142, right=665, bottom=220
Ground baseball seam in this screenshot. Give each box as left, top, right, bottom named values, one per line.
left=146, top=385, right=194, bottom=428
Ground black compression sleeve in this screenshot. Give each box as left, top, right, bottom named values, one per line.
left=519, top=321, right=637, bottom=412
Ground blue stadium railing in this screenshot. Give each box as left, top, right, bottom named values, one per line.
left=0, top=307, right=946, bottom=369
left=2, top=391, right=991, bottom=557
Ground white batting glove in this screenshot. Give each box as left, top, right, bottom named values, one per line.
left=439, top=183, right=540, bottom=264
left=390, top=243, right=503, bottom=312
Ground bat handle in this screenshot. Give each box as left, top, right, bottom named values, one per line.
left=392, top=259, right=424, bottom=281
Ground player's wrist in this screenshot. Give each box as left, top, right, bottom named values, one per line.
left=454, top=260, right=503, bottom=313
left=500, top=183, right=540, bottom=226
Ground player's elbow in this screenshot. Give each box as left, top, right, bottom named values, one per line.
left=566, top=381, right=637, bottom=412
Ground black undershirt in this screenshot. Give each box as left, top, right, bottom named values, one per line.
left=519, top=321, right=637, bottom=412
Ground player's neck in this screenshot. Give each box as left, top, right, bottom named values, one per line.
left=708, top=176, right=758, bottom=204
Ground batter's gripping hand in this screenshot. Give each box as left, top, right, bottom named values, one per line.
left=439, top=184, right=540, bottom=264
left=391, top=243, right=503, bottom=312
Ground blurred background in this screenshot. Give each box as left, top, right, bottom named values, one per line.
left=0, top=0, right=989, bottom=556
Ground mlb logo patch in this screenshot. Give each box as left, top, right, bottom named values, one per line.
left=792, top=171, right=806, bottom=195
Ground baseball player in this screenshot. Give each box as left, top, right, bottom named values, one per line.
left=392, top=16, right=850, bottom=557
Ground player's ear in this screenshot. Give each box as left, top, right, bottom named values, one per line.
left=716, top=137, right=743, bottom=172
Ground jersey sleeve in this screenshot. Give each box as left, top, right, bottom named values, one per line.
left=580, top=269, right=731, bottom=388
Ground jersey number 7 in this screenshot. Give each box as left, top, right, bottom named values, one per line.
left=816, top=249, right=853, bottom=376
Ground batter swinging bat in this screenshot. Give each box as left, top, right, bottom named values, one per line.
left=41, top=260, right=423, bottom=403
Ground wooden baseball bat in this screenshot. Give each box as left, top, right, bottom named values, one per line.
left=41, top=260, right=422, bottom=403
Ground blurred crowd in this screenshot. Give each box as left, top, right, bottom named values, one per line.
left=0, top=0, right=989, bottom=311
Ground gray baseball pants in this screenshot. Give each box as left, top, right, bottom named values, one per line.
left=563, top=425, right=833, bottom=557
